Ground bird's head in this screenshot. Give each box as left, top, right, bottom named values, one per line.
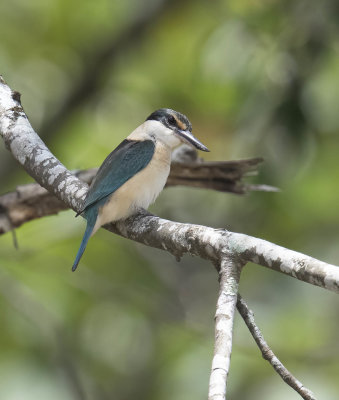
left=144, top=108, right=209, bottom=152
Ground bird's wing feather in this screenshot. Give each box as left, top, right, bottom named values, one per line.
left=80, top=139, right=155, bottom=213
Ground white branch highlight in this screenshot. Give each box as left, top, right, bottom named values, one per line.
left=208, top=259, right=242, bottom=400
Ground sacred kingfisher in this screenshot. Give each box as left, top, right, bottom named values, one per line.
left=72, top=108, right=209, bottom=271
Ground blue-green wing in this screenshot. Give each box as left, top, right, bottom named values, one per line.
left=81, top=139, right=155, bottom=213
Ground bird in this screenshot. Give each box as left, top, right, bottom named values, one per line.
left=72, top=108, right=209, bottom=271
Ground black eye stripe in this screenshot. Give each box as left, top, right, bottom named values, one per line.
left=167, top=115, right=176, bottom=125
left=146, top=109, right=192, bottom=131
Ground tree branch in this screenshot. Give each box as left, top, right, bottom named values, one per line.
left=237, top=295, right=316, bottom=400
left=1, top=76, right=337, bottom=399
left=0, top=170, right=93, bottom=234
left=0, top=155, right=277, bottom=234
left=0, top=75, right=338, bottom=288
left=209, top=258, right=243, bottom=400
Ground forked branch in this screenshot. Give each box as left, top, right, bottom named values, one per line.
left=1, top=76, right=337, bottom=399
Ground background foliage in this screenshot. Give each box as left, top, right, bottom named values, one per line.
left=1, top=0, right=339, bottom=399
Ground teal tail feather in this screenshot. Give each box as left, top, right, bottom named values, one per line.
left=72, top=207, right=98, bottom=271
left=72, top=221, right=94, bottom=271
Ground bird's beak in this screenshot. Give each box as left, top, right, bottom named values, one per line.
left=176, top=129, right=209, bottom=152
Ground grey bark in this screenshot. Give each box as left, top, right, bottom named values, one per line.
left=1, top=76, right=335, bottom=399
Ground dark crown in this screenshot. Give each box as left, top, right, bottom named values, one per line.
left=146, top=108, right=192, bottom=132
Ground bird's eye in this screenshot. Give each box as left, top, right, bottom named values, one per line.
left=167, top=115, right=176, bottom=125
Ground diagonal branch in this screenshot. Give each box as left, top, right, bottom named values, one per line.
left=0, top=75, right=338, bottom=291
left=237, top=295, right=317, bottom=400
left=1, top=76, right=338, bottom=400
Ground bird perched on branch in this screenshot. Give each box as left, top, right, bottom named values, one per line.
left=72, top=108, right=209, bottom=271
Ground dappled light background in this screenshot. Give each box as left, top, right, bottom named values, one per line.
left=1, top=0, right=339, bottom=399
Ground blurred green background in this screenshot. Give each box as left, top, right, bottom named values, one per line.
left=1, top=0, right=339, bottom=399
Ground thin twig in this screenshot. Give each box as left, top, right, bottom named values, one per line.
left=208, top=258, right=243, bottom=400
left=236, top=295, right=317, bottom=400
